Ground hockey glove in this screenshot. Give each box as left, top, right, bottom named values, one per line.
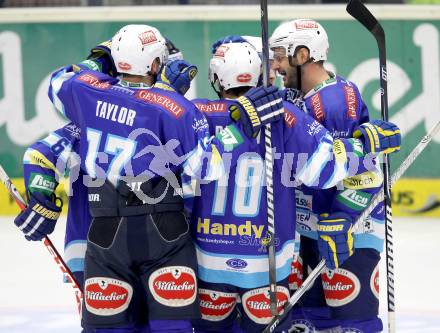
left=155, top=59, right=198, bottom=95
left=74, top=40, right=117, bottom=76
left=211, top=35, right=247, bottom=54
left=229, top=86, right=284, bottom=138
left=317, top=212, right=354, bottom=270
left=353, top=119, right=401, bottom=155
left=14, top=192, right=62, bottom=241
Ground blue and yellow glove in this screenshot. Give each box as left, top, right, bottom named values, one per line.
left=155, top=59, right=198, bottom=95
left=73, top=40, right=117, bottom=76
left=211, top=35, right=247, bottom=54
left=317, top=212, right=354, bottom=270
left=353, top=119, right=401, bottom=155
left=229, top=86, right=284, bottom=138
left=14, top=192, right=62, bottom=241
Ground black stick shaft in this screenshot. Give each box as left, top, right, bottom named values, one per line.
left=260, top=0, right=277, bottom=316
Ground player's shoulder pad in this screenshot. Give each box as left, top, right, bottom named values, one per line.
left=192, top=98, right=230, bottom=115
left=133, top=87, right=196, bottom=120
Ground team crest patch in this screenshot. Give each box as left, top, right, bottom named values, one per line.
left=242, top=286, right=289, bottom=324
left=370, top=264, right=380, bottom=299
left=322, top=268, right=360, bottom=307
left=199, top=288, right=237, bottom=321
left=78, top=73, right=111, bottom=90
left=135, top=90, right=184, bottom=118
left=84, top=277, right=133, bottom=316
left=148, top=266, right=197, bottom=307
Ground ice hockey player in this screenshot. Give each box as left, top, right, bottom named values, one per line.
left=188, top=39, right=400, bottom=332
left=270, top=18, right=390, bottom=332
left=13, top=35, right=207, bottom=333
left=14, top=123, right=87, bottom=285
left=45, top=23, right=285, bottom=333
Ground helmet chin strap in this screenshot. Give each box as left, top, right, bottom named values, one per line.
left=288, top=54, right=313, bottom=92
left=211, top=79, right=223, bottom=99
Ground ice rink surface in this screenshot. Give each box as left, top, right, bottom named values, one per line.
left=1, top=216, right=440, bottom=333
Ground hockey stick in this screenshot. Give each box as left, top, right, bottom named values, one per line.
left=260, top=0, right=278, bottom=316
left=0, top=164, right=83, bottom=314
left=263, top=119, right=440, bottom=333
left=346, top=1, right=395, bottom=331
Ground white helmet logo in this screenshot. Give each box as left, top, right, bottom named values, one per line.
left=138, top=30, right=158, bottom=46
left=295, top=20, right=319, bottom=30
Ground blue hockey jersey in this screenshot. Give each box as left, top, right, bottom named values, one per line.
left=23, top=123, right=89, bottom=274
left=188, top=97, right=374, bottom=288
left=48, top=67, right=250, bottom=189
left=294, top=74, right=385, bottom=252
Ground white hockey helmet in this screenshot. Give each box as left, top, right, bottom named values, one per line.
left=242, top=35, right=274, bottom=60
left=111, top=24, right=168, bottom=76
left=269, top=19, right=329, bottom=62
left=209, top=42, right=261, bottom=91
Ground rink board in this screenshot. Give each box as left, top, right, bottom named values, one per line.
left=1, top=177, right=439, bottom=217
left=0, top=5, right=439, bottom=212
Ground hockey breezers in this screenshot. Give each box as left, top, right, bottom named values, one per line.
left=263, top=119, right=440, bottom=333
left=0, top=164, right=83, bottom=315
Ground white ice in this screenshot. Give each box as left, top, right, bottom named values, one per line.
left=0, top=216, right=439, bottom=332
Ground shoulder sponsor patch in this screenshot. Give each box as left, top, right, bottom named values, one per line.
left=29, top=173, right=56, bottom=196
left=195, top=102, right=228, bottom=114
left=216, top=125, right=244, bottom=152
left=336, top=189, right=372, bottom=211
left=242, top=286, right=289, bottom=324
left=136, top=90, right=184, bottom=119
left=284, top=110, right=296, bottom=128
left=199, top=288, right=237, bottom=321
left=148, top=266, right=197, bottom=307
left=322, top=268, right=360, bottom=307
left=85, top=277, right=133, bottom=316
left=77, top=73, right=111, bottom=90
left=310, top=93, right=325, bottom=122
left=344, top=85, right=358, bottom=120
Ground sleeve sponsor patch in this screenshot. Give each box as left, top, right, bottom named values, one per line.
left=343, top=171, right=383, bottom=190
left=344, top=85, right=358, bottom=120
left=284, top=110, right=297, bottom=128
left=135, top=90, right=184, bottom=119
left=28, top=173, right=57, bottom=196
left=310, top=93, right=325, bottom=122
left=77, top=73, right=111, bottom=90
